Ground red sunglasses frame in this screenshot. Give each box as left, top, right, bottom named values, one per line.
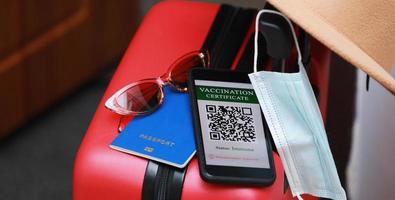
left=105, top=50, right=209, bottom=117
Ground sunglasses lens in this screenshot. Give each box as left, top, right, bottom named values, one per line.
left=170, top=51, right=209, bottom=91
left=115, top=82, right=162, bottom=114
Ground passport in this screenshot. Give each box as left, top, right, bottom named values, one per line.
left=110, top=86, right=196, bottom=168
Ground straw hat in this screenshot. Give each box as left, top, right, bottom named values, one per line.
left=267, top=0, right=395, bottom=93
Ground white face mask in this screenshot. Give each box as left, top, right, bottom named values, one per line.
left=248, top=10, right=347, bottom=200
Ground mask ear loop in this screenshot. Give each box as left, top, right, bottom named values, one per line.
left=253, top=10, right=302, bottom=73
left=253, top=10, right=305, bottom=200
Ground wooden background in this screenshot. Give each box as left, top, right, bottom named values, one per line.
left=0, top=0, right=138, bottom=138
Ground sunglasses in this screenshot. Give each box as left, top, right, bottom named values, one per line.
left=105, top=50, right=209, bottom=116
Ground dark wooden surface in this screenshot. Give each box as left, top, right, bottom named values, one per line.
left=0, top=0, right=138, bottom=138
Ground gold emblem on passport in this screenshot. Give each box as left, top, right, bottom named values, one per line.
left=144, top=146, right=154, bottom=152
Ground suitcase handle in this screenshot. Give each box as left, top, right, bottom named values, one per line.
left=259, top=12, right=293, bottom=72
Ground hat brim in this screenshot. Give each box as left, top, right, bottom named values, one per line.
left=268, top=0, right=395, bottom=93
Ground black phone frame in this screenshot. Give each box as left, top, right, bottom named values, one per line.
left=188, top=68, right=276, bottom=186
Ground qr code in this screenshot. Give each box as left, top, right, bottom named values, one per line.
left=206, top=105, right=256, bottom=142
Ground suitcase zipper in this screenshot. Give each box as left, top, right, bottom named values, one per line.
left=210, top=6, right=240, bottom=68
left=143, top=161, right=186, bottom=200
left=202, top=5, right=255, bottom=69
left=156, top=166, right=169, bottom=200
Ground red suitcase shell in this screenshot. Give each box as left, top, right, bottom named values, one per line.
left=73, top=1, right=329, bottom=199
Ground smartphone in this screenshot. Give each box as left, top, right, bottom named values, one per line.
left=188, top=68, right=275, bottom=186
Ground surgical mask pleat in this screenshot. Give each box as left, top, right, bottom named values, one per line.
left=285, top=77, right=329, bottom=191
left=248, top=9, right=347, bottom=200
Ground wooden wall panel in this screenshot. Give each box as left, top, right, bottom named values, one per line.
left=0, top=0, right=138, bottom=138
left=23, top=40, right=54, bottom=116
left=0, top=0, right=21, bottom=59
left=50, top=19, right=94, bottom=102
left=0, top=64, right=25, bottom=135
left=20, top=0, right=81, bottom=44
left=90, top=0, right=139, bottom=69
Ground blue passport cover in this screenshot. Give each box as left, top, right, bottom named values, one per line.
left=110, top=86, right=196, bottom=168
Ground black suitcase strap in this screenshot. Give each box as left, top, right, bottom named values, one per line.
left=202, top=5, right=256, bottom=69
left=142, top=161, right=185, bottom=200
left=141, top=4, right=256, bottom=200
left=141, top=4, right=312, bottom=199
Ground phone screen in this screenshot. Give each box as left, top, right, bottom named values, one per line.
left=194, top=80, right=270, bottom=169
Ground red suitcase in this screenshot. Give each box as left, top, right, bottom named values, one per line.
left=73, top=1, right=330, bottom=199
